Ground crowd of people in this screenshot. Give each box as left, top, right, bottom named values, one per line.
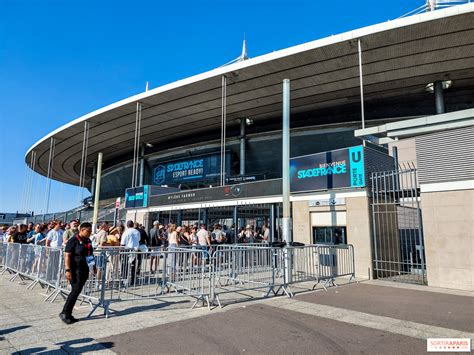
left=0, top=219, right=272, bottom=251
left=1, top=219, right=274, bottom=324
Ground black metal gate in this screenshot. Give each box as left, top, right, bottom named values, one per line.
left=370, top=166, right=427, bottom=284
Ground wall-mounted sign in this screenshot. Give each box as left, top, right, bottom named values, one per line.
left=308, top=198, right=346, bottom=207
left=152, top=152, right=230, bottom=186
left=290, top=146, right=365, bottom=193
left=125, top=186, right=149, bottom=209
left=149, top=179, right=282, bottom=207
left=225, top=174, right=264, bottom=184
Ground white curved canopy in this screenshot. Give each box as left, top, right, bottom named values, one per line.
left=25, top=4, right=474, bottom=186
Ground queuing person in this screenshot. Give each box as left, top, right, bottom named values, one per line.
left=121, top=221, right=140, bottom=249
left=107, top=226, right=122, bottom=246
left=179, top=226, right=191, bottom=246
left=5, top=225, right=17, bottom=243
left=149, top=221, right=162, bottom=273
left=167, top=224, right=178, bottom=250
left=190, top=226, right=198, bottom=246
left=15, top=224, right=29, bottom=244
left=0, top=225, right=7, bottom=243
left=91, top=222, right=109, bottom=248
left=149, top=221, right=160, bottom=247
left=262, top=224, right=270, bottom=243
left=60, top=222, right=95, bottom=324
left=26, top=222, right=35, bottom=240
left=46, top=220, right=64, bottom=248
left=31, top=224, right=47, bottom=273
left=212, top=224, right=226, bottom=244
left=121, top=221, right=140, bottom=285
left=197, top=224, right=211, bottom=248
left=27, top=224, right=42, bottom=244
left=32, top=224, right=47, bottom=245
left=239, top=225, right=256, bottom=243
left=63, top=220, right=79, bottom=244
left=136, top=223, right=150, bottom=249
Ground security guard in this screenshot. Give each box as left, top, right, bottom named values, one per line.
left=60, top=222, right=96, bottom=324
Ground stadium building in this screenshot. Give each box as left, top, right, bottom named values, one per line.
left=25, top=3, right=474, bottom=290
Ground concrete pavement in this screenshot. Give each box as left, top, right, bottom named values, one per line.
left=0, top=273, right=472, bottom=354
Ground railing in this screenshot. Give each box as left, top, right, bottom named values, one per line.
left=24, top=202, right=127, bottom=224
left=0, top=242, right=356, bottom=317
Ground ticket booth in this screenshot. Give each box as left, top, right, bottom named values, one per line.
left=311, top=211, right=347, bottom=245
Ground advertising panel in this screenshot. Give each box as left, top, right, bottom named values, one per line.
left=152, top=152, right=230, bottom=186
left=290, top=146, right=365, bottom=193
left=149, top=179, right=282, bottom=206
left=125, top=186, right=149, bottom=209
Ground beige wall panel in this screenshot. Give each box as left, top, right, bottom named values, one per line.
left=310, top=211, right=347, bottom=226
left=389, top=138, right=417, bottom=168
left=292, top=200, right=311, bottom=244
left=422, top=189, right=474, bottom=291
left=346, top=196, right=373, bottom=280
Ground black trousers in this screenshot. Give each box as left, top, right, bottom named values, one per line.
left=62, top=271, right=88, bottom=316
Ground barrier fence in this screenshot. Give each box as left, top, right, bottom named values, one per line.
left=0, top=242, right=356, bottom=318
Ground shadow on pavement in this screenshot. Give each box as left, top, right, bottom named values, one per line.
left=12, top=337, right=114, bottom=354
left=0, top=325, right=31, bottom=335
left=90, top=299, right=190, bottom=319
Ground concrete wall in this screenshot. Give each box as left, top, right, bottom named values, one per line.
left=422, top=189, right=474, bottom=291
left=292, top=196, right=373, bottom=280
left=388, top=138, right=417, bottom=168
left=292, top=201, right=310, bottom=244
left=345, top=196, right=373, bottom=280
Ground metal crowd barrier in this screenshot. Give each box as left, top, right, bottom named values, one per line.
left=91, top=246, right=212, bottom=316
left=285, top=244, right=356, bottom=294
left=210, top=247, right=289, bottom=307
left=1, top=242, right=356, bottom=316
left=0, top=243, right=7, bottom=271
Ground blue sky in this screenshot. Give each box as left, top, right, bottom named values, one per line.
left=0, top=0, right=420, bottom=214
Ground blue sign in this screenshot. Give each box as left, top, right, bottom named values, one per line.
left=125, top=186, right=149, bottom=208
left=348, top=146, right=365, bottom=187
left=152, top=153, right=230, bottom=186
left=290, top=146, right=365, bottom=193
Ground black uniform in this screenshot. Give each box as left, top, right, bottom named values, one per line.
left=62, top=235, right=93, bottom=317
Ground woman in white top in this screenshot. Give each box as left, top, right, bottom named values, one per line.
left=167, top=224, right=178, bottom=250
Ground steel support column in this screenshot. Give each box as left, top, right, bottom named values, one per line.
left=358, top=39, right=365, bottom=130
left=203, top=209, right=208, bottom=227
left=434, top=80, right=446, bottom=114
left=233, top=205, right=238, bottom=244
left=132, top=102, right=142, bottom=188
left=240, top=118, right=246, bottom=175
left=282, top=79, right=292, bottom=244
left=90, top=165, right=96, bottom=204
left=270, top=203, right=276, bottom=243
left=220, top=75, right=227, bottom=186
left=92, top=152, right=103, bottom=233
left=139, top=144, right=145, bottom=186
left=44, top=137, right=55, bottom=214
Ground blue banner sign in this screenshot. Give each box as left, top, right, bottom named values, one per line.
left=152, top=153, right=230, bottom=186
left=125, top=186, right=149, bottom=208
left=290, top=146, right=365, bottom=193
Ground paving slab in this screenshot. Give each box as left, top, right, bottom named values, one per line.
left=296, top=283, right=474, bottom=332
left=99, top=304, right=427, bottom=354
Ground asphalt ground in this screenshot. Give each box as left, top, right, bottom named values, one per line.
left=2, top=275, right=473, bottom=354
left=297, top=283, right=474, bottom=333
left=99, top=303, right=427, bottom=355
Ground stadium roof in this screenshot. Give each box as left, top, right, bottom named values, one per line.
left=25, top=3, right=474, bottom=186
